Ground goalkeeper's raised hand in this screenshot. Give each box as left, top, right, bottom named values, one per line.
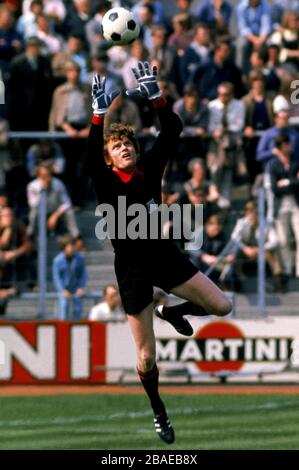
left=92, top=74, right=120, bottom=115
left=126, top=61, right=162, bottom=100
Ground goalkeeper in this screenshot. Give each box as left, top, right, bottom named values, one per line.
left=86, top=62, right=232, bottom=444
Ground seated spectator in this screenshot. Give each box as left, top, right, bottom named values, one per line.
left=0, top=4, right=23, bottom=63
left=35, top=13, right=64, bottom=55
left=189, top=40, right=246, bottom=101
left=167, top=13, right=192, bottom=55
left=49, top=60, right=91, bottom=137
left=0, top=206, right=32, bottom=286
left=269, top=10, right=299, bottom=73
left=232, top=200, right=284, bottom=291
left=52, top=34, right=89, bottom=84
left=236, top=0, right=272, bottom=74
left=53, top=235, right=87, bottom=320
left=247, top=48, right=281, bottom=94
left=85, top=0, right=112, bottom=56
left=22, top=0, right=67, bottom=23
left=184, top=158, right=220, bottom=204
left=179, top=23, right=212, bottom=87
left=27, top=163, right=80, bottom=241
left=10, top=36, right=53, bottom=131
left=268, top=134, right=299, bottom=281
left=242, top=71, right=273, bottom=182
left=26, top=139, right=66, bottom=177
left=89, top=284, right=125, bottom=321
left=84, top=51, right=124, bottom=95
left=270, top=0, right=299, bottom=30
left=256, top=109, right=299, bottom=166
left=16, top=0, right=42, bottom=39
left=189, top=214, right=233, bottom=285
left=105, top=94, right=142, bottom=134
left=207, top=82, right=247, bottom=208
left=196, top=0, right=232, bottom=37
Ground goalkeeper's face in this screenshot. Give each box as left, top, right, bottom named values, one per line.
left=106, top=137, right=138, bottom=172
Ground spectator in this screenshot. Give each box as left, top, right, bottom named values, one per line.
left=196, top=0, right=232, bottom=36
left=242, top=70, right=273, bottom=182
left=231, top=200, right=283, bottom=290
left=16, top=0, right=43, bottom=39
left=0, top=206, right=32, bottom=287
left=85, top=0, right=111, bottom=55
left=236, top=0, right=272, bottom=74
left=183, top=158, right=220, bottom=204
left=132, top=0, right=167, bottom=26
left=167, top=13, right=192, bottom=54
left=189, top=40, right=245, bottom=101
left=89, top=284, right=125, bottom=321
left=179, top=23, right=211, bottom=86
left=189, top=214, right=233, bottom=285
left=150, top=25, right=178, bottom=84
left=10, top=36, right=53, bottom=131
left=270, top=0, right=299, bottom=30
left=0, top=4, right=23, bottom=63
left=52, top=33, right=89, bottom=84
left=53, top=235, right=87, bottom=320
left=138, top=3, right=155, bottom=50
left=49, top=60, right=91, bottom=136
left=207, top=82, right=246, bottom=208
left=172, top=85, right=209, bottom=176
left=22, top=0, right=66, bottom=23
left=269, top=134, right=299, bottom=280
left=27, top=163, right=80, bottom=240
left=105, top=94, right=142, bottom=134
left=122, top=39, right=149, bottom=90
left=269, top=10, right=299, bottom=73
left=62, top=0, right=91, bottom=45
left=0, top=118, right=27, bottom=208
left=35, top=13, right=64, bottom=55
left=26, top=139, right=66, bottom=177
left=247, top=48, right=281, bottom=94
left=84, top=51, right=124, bottom=95
left=256, top=109, right=299, bottom=165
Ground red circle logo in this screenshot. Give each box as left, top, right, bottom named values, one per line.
left=196, top=321, right=244, bottom=372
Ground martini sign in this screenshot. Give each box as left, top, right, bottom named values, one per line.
left=156, top=321, right=293, bottom=373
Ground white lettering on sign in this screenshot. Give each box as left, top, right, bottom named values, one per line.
left=71, top=325, right=90, bottom=379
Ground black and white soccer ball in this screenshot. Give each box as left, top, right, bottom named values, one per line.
left=101, top=7, right=140, bottom=45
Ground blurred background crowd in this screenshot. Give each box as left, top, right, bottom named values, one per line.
left=0, top=0, right=299, bottom=318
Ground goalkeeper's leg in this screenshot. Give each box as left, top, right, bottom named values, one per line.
left=127, top=302, right=175, bottom=444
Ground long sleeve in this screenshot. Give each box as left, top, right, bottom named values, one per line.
left=53, top=257, right=64, bottom=291
left=256, top=129, right=276, bottom=162
left=83, top=116, right=110, bottom=189
left=142, top=98, right=183, bottom=175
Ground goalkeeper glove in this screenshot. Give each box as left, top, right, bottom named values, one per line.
left=92, top=74, right=120, bottom=115
left=126, top=61, right=162, bottom=100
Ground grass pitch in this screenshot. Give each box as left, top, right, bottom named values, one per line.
left=0, top=393, right=298, bottom=450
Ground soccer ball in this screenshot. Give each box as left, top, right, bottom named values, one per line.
left=101, top=7, right=140, bottom=45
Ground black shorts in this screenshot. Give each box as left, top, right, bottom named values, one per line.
left=114, top=240, right=198, bottom=315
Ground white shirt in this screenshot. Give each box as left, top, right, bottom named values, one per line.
left=208, top=98, right=245, bottom=133
left=89, top=302, right=125, bottom=322
left=27, top=177, right=72, bottom=214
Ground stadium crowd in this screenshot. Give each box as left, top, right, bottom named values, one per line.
left=1, top=0, right=299, bottom=317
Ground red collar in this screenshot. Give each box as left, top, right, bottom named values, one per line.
left=113, top=167, right=143, bottom=183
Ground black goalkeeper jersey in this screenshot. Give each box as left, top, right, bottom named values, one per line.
left=85, top=101, right=183, bottom=255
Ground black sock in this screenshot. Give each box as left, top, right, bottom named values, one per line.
left=137, top=363, right=165, bottom=415
left=162, top=302, right=210, bottom=318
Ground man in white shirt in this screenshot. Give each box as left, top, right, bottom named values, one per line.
left=207, top=82, right=246, bottom=208
left=27, top=162, right=80, bottom=239
left=89, top=284, right=125, bottom=322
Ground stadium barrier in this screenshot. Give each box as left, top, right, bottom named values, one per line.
left=0, top=317, right=298, bottom=385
